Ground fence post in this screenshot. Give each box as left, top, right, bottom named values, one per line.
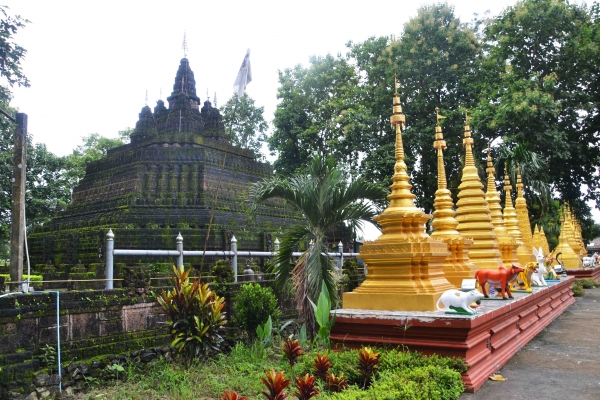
left=176, top=232, right=184, bottom=267
left=105, top=229, right=114, bottom=289
left=337, top=241, right=344, bottom=272
left=231, top=235, right=238, bottom=283
left=274, top=238, right=280, bottom=273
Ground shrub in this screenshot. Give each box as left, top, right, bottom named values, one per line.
left=282, top=338, right=303, bottom=367
left=293, top=374, right=319, bottom=400
left=234, top=283, right=281, bottom=340
left=211, top=259, right=235, bottom=297
left=575, top=278, right=599, bottom=289
left=341, top=259, right=360, bottom=291
left=357, top=347, right=379, bottom=388
left=157, top=265, right=227, bottom=367
left=260, top=369, right=289, bottom=400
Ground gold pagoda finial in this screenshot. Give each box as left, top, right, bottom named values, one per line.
left=463, top=109, right=475, bottom=167
left=486, top=142, right=495, bottom=189
left=145, top=90, right=148, bottom=106
left=182, top=31, right=188, bottom=58
left=516, top=163, right=524, bottom=198
left=433, top=107, right=447, bottom=190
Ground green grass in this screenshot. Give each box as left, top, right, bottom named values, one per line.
left=81, top=342, right=466, bottom=400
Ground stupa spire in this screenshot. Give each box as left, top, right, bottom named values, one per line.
left=455, top=110, right=503, bottom=269
left=430, top=108, right=477, bottom=286
left=514, top=164, right=536, bottom=264
left=345, top=79, right=453, bottom=311
left=539, top=225, right=550, bottom=255
left=485, top=145, right=518, bottom=266
left=503, top=163, right=522, bottom=245
left=552, top=205, right=581, bottom=268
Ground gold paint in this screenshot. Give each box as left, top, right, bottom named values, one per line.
left=552, top=206, right=581, bottom=269
left=345, top=85, right=453, bottom=312
left=455, top=111, right=502, bottom=269
left=430, top=108, right=478, bottom=287
left=514, top=165, right=536, bottom=265
left=539, top=225, right=550, bottom=256
left=485, top=145, right=519, bottom=267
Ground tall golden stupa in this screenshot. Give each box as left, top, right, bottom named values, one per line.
left=532, top=224, right=543, bottom=251
left=455, top=112, right=503, bottom=269
left=345, top=81, right=453, bottom=311
left=503, top=164, right=523, bottom=254
left=430, top=108, right=478, bottom=287
left=539, top=225, right=550, bottom=256
left=485, top=146, right=519, bottom=267
left=514, top=165, right=536, bottom=265
left=552, top=206, right=581, bottom=269
left=564, top=204, right=582, bottom=256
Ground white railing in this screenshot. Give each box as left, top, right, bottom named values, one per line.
left=105, top=229, right=359, bottom=288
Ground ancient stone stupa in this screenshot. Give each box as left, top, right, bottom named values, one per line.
left=343, top=83, right=453, bottom=311
left=29, top=57, right=297, bottom=267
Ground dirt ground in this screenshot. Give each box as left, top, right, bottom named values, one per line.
left=460, top=287, right=600, bottom=400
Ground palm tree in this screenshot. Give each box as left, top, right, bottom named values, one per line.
left=249, top=155, right=387, bottom=334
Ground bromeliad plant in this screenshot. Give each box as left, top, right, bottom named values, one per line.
left=313, top=353, right=332, bottom=381
left=260, top=369, right=290, bottom=400
left=325, top=371, right=349, bottom=393
left=221, top=390, right=248, bottom=400
left=157, top=265, right=227, bottom=367
left=357, top=346, right=380, bottom=388
left=293, top=373, right=320, bottom=400
left=282, top=338, right=303, bottom=368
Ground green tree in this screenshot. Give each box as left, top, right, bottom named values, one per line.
left=249, top=155, right=387, bottom=334
left=0, top=5, right=29, bottom=97
left=269, top=55, right=360, bottom=176
left=220, top=94, right=268, bottom=159
left=473, top=0, right=600, bottom=241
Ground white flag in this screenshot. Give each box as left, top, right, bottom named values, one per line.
left=233, top=49, right=252, bottom=99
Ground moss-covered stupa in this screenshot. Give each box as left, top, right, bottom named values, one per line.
left=29, top=58, right=299, bottom=267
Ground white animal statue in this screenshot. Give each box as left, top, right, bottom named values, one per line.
left=436, top=289, right=485, bottom=314
left=532, top=247, right=548, bottom=286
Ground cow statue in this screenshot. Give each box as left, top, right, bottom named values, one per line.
left=532, top=247, right=548, bottom=286
left=436, top=289, right=485, bottom=314
left=475, top=264, right=524, bottom=299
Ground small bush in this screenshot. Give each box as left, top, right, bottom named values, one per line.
left=572, top=283, right=585, bottom=297
left=211, top=259, right=235, bottom=297
left=157, top=265, right=227, bottom=367
left=234, top=283, right=281, bottom=339
left=575, top=278, right=599, bottom=289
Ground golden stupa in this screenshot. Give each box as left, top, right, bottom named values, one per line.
left=532, top=224, right=543, bottom=252
left=514, top=165, right=536, bottom=265
left=564, top=204, right=582, bottom=256
left=455, top=112, right=503, bottom=269
left=539, top=225, right=550, bottom=256
left=345, top=81, right=453, bottom=311
left=485, top=145, right=519, bottom=267
left=575, top=220, right=587, bottom=258
left=430, top=108, right=478, bottom=287
left=552, top=206, right=581, bottom=269
left=503, top=164, right=523, bottom=250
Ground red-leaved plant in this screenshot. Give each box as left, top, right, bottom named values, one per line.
left=221, top=390, right=248, bottom=400
left=357, top=346, right=380, bottom=388
left=294, top=373, right=319, bottom=400
left=260, top=368, right=290, bottom=400
left=325, top=372, right=348, bottom=393
left=313, top=353, right=332, bottom=381
left=282, top=338, right=303, bottom=367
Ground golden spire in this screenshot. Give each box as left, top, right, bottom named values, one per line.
left=455, top=110, right=503, bottom=270
left=515, top=164, right=535, bottom=253
left=539, top=225, right=550, bottom=255
left=503, top=163, right=522, bottom=245
left=552, top=204, right=581, bottom=268
left=564, top=203, right=582, bottom=255
left=430, top=108, right=477, bottom=286
left=345, top=80, right=453, bottom=311
left=485, top=145, right=518, bottom=266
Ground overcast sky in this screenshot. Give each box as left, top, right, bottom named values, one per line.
left=6, top=0, right=514, bottom=157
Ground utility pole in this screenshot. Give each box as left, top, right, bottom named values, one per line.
left=9, top=113, right=27, bottom=291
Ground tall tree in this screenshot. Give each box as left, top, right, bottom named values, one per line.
left=270, top=55, right=360, bottom=176
left=220, top=94, right=268, bottom=160
left=473, top=0, right=600, bottom=241
left=249, top=156, right=387, bottom=334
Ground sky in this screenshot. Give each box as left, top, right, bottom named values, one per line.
left=10, top=0, right=595, bottom=239
left=5, top=0, right=514, bottom=157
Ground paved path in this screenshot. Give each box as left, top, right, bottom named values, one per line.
left=460, top=288, right=600, bottom=400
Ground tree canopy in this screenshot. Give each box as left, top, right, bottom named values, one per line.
left=268, top=0, right=600, bottom=244
left=220, top=94, right=268, bottom=160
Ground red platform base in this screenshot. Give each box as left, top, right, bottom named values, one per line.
left=566, top=267, right=600, bottom=281
left=331, top=278, right=575, bottom=393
